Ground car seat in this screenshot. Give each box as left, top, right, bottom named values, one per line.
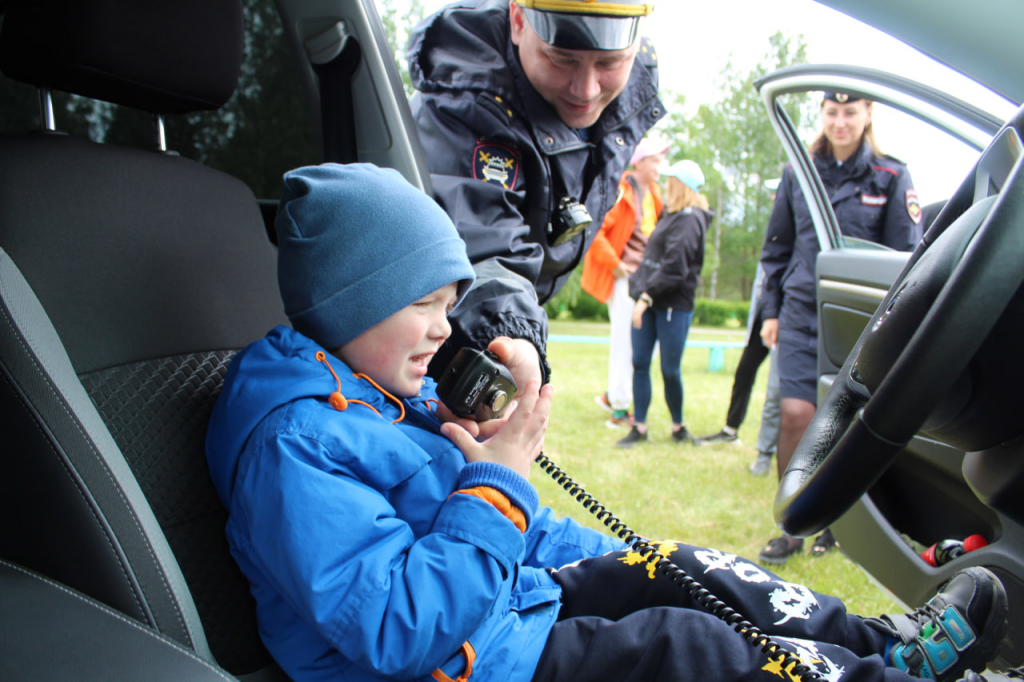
left=0, top=0, right=291, bottom=678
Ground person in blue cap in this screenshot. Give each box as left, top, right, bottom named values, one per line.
left=758, top=92, right=923, bottom=565
left=616, top=159, right=711, bottom=448
left=206, top=163, right=1006, bottom=682
left=407, top=0, right=665, bottom=404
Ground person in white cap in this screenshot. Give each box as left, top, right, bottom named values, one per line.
left=617, top=159, right=712, bottom=448
left=582, top=136, right=669, bottom=428
left=407, top=0, right=664, bottom=404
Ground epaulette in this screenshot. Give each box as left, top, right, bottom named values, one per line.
left=636, top=36, right=658, bottom=68
left=479, top=92, right=517, bottom=123
left=882, top=153, right=907, bottom=166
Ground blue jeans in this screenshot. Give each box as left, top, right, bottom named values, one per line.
left=631, top=307, right=693, bottom=425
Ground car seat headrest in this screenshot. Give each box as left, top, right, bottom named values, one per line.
left=0, top=0, right=243, bottom=114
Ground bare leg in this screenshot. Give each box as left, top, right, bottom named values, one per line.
left=775, top=397, right=816, bottom=479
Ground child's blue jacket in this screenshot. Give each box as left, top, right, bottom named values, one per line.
left=205, top=326, right=623, bottom=681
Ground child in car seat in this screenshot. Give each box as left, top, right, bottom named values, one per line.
left=205, top=163, right=1009, bottom=682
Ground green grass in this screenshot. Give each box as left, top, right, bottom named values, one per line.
left=536, top=319, right=903, bottom=618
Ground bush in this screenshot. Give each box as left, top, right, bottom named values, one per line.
left=693, top=298, right=749, bottom=327
left=544, top=270, right=749, bottom=328
left=544, top=280, right=753, bottom=325
left=543, top=269, right=609, bottom=321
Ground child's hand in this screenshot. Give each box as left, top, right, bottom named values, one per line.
left=434, top=401, right=483, bottom=439
left=440, top=379, right=553, bottom=479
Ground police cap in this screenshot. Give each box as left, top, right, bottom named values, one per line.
left=515, top=0, right=654, bottom=51
left=823, top=92, right=863, bottom=104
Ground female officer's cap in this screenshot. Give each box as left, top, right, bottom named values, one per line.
left=823, top=92, right=863, bottom=104
left=515, top=0, right=654, bottom=51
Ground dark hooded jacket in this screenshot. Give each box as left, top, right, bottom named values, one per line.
left=629, top=206, right=713, bottom=312
left=407, top=0, right=664, bottom=379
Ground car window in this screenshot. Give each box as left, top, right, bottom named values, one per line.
left=773, top=93, right=984, bottom=251
left=0, top=0, right=319, bottom=202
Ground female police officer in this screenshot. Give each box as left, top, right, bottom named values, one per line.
left=758, top=92, right=922, bottom=564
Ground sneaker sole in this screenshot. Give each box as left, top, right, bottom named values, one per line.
left=966, top=567, right=1010, bottom=675
left=594, top=394, right=615, bottom=414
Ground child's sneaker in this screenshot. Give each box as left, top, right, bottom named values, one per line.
left=605, top=409, right=633, bottom=428
left=866, top=567, right=1008, bottom=682
left=594, top=392, right=614, bottom=414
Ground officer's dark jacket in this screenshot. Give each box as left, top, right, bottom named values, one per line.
left=629, top=206, right=713, bottom=313
left=407, top=0, right=664, bottom=378
left=760, top=140, right=920, bottom=335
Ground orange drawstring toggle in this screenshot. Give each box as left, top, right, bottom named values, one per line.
left=314, top=352, right=405, bottom=423
left=315, top=351, right=348, bottom=412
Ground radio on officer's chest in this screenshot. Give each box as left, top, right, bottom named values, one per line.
left=548, top=196, right=592, bottom=246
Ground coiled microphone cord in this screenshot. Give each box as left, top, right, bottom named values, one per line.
left=535, top=451, right=820, bottom=682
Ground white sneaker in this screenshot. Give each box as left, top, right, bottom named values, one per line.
left=748, top=452, right=773, bottom=476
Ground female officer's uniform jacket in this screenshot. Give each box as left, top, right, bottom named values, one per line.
left=760, top=141, right=921, bottom=336
left=407, top=0, right=665, bottom=379
left=205, top=326, right=624, bottom=682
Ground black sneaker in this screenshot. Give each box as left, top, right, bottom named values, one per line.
left=616, top=426, right=648, bottom=448
left=866, top=567, right=1008, bottom=682
left=615, top=426, right=648, bottom=447
left=698, top=428, right=739, bottom=444
left=672, top=426, right=699, bottom=445
left=758, top=535, right=803, bottom=565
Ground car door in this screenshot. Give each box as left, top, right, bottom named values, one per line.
left=753, top=64, right=1013, bottom=609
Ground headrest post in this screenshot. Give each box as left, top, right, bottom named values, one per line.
left=153, top=113, right=167, bottom=152
left=38, top=88, right=55, bottom=131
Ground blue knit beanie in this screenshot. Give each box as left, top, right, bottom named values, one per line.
left=276, top=163, right=476, bottom=349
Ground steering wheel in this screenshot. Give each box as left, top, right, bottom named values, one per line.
left=775, top=127, right=1024, bottom=538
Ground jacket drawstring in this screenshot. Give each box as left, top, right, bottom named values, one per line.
left=315, top=351, right=406, bottom=424
left=431, top=642, right=476, bottom=682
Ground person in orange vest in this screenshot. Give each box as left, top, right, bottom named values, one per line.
left=582, top=136, right=668, bottom=428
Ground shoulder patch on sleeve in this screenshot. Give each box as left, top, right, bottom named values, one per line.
left=906, top=189, right=922, bottom=225
left=473, top=142, right=520, bottom=190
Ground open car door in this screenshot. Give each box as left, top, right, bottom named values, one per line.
left=755, top=64, right=1024, bottom=671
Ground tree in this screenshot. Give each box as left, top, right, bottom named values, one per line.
left=377, top=0, right=427, bottom=97
left=658, top=32, right=814, bottom=301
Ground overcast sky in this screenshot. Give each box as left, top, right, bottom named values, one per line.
left=400, top=0, right=1018, bottom=205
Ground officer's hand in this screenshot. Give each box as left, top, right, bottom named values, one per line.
left=761, top=318, right=779, bottom=349
left=488, top=337, right=543, bottom=395
left=441, top=379, right=552, bottom=480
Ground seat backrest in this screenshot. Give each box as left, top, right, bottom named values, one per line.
left=0, top=0, right=289, bottom=676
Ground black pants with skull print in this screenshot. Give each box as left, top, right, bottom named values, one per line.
left=532, top=541, right=916, bottom=682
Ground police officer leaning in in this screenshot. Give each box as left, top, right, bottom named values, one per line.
left=758, top=91, right=923, bottom=565
left=407, top=0, right=665, bottom=407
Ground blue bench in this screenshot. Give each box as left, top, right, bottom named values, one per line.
left=547, top=335, right=745, bottom=372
